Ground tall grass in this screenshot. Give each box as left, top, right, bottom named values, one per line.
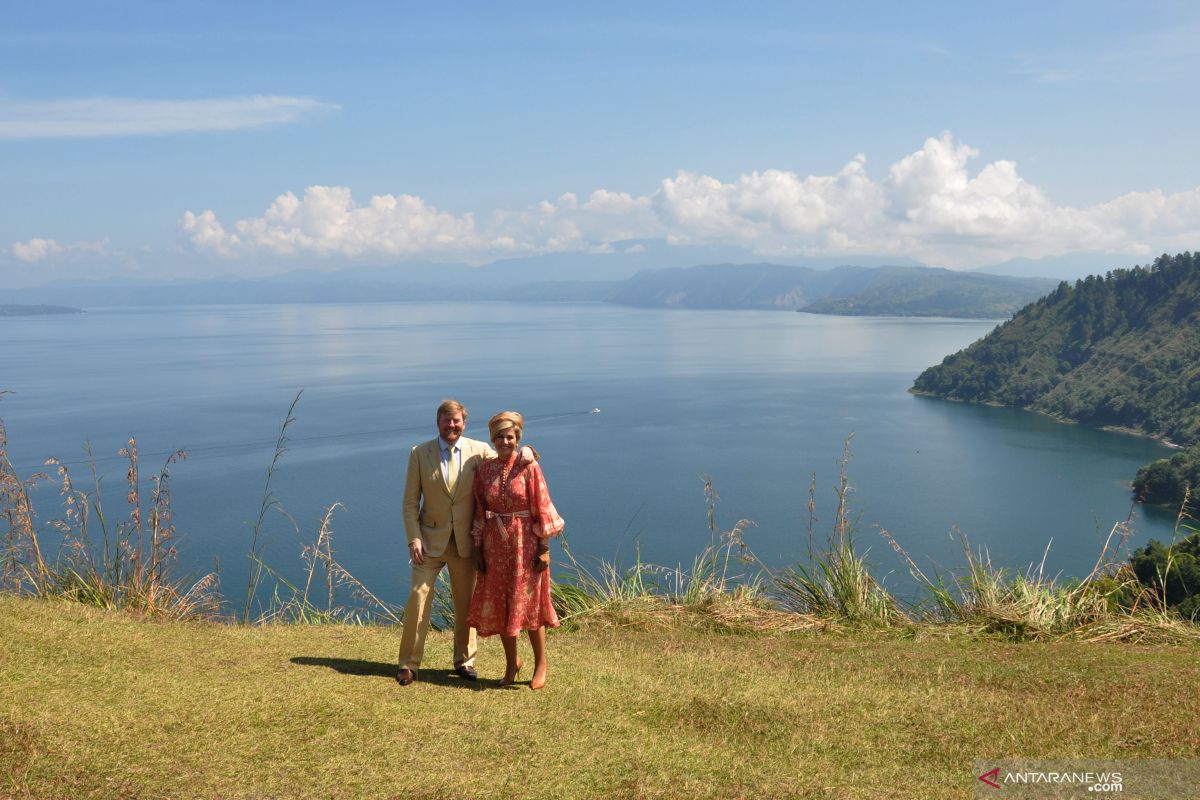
left=551, top=475, right=814, bottom=633
left=1, top=398, right=49, bottom=593
left=0, top=393, right=219, bottom=618
left=550, top=436, right=1198, bottom=642
left=243, top=390, right=301, bottom=624
left=774, top=438, right=906, bottom=626
left=4, top=386, right=1199, bottom=642
left=255, top=501, right=404, bottom=625
left=1143, top=486, right=1198, bottom=614
left=0, top=390, right=441, bottom=627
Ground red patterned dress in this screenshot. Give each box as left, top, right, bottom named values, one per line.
left=467, top=455, right=565, bottom=637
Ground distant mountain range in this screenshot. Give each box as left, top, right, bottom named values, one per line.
left=610, top=264, right=1056, bottom=317
left=3, top=262, right=1055, bottom=319
left=969, top=252, right=1141, bottom=281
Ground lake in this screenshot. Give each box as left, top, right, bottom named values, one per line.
left=0, top=302, right=1177, bottom=612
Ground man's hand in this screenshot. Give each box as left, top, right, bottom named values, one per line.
left=518, top=445, right=536, bottom=465
left=408, top=539, right=425, bottom=566
left=475, top=548, right=487, bottom=574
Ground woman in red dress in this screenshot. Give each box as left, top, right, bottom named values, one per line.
left=468, top=411, right=565, bottom=689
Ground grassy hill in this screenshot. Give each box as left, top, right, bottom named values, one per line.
left=2, top=595, right=1199, bottom=799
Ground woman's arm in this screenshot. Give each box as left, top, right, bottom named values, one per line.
left=528, top=463, right=565, bottom=540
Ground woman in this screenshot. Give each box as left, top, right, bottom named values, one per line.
left=468, top=411, right=565, bottom=689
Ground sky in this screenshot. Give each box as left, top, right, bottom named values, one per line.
left=3, top=1, right=1200, bottom=286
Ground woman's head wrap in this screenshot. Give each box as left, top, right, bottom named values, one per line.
left=488, top=411, right=524, bottom=439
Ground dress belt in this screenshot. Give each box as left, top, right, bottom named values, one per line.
left=484, top=509, right=530, bottom=542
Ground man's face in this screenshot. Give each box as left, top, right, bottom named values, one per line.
left=438, top=412, right=465, bottom=445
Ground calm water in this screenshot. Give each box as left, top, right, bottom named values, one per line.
left=1, top=302, right=1176, bottom=610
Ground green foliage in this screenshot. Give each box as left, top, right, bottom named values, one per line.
left=930, top=538, right=1118, bottom=639
left=1134, top=445, right=1200, bottom=508
left=775, top=442, right=906, bottom=626
left=774, top=543, right=901, bottom=625
left=1129, top=523, right=1200, bottom=619
left=913, top=252, right=1200, bottom=500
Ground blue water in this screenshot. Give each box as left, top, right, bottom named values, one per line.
left=0, top=303, right=1176, bottom=611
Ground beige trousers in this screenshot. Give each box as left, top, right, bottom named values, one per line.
left=397, top=535, right=477, bottom=671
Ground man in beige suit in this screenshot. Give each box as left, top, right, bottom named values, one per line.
left=397, top=399, right=531, bottom=685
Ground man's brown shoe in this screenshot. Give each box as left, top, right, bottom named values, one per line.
left=454, top=664, right=478, bottom=681
left=396, top=668, right=416, bottom=686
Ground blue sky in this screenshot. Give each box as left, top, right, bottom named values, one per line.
left=3, top=1, right=1200, bottom=285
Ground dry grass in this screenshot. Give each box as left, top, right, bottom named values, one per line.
left=3, top=594, right=1200, bottom=800
left=1, top=398, right=218, bottom=620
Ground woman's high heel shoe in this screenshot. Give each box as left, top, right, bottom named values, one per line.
left=499, top=658, right=523, bottom=687
left=530, top=665, right=547, bottom=691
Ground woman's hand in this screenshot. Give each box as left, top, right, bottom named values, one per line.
left=532, top=541, right=550, bottom=572
left=475, top=548, right=487, bottom=574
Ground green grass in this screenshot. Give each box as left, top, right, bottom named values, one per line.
left=3, top=596, right=1200, bottom=799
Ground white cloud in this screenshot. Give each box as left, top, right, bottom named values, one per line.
left=582, top=189, right=647, bottom=215
left=179, top=133, right=1200, bottom=268
left=178, top=211, right=238, bottom=257
left=182, top=186, right=483, bottom=258
left=11, top=237, right=64, bottom=262
left=0, top=95, right=337, bottom=139
left=10, top=237, right=106, bottom=262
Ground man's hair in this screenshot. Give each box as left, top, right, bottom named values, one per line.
left=436, top=399, right=467, bottom=421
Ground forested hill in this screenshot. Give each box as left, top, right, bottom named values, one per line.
left=912, top=252, right=1200, bottom=447
left=798, top=266, right=1056, bottom=317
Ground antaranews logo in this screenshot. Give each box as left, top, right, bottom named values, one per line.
left=977, top=759, right=1200, bottom=798
left=976, top=764, right=1124, bottom=793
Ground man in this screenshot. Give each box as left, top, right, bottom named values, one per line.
left=397, top=399, right=532, bottom=685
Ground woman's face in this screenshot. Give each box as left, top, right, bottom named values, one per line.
left=492, top=427, right=520, bottom=460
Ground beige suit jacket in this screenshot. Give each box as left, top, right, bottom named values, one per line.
left=403, top=436, right=494, bottom=559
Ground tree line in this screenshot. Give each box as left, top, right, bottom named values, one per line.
left=913, top=251, right=1200, bottom=509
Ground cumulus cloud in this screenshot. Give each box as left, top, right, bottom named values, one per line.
left=11, top=237, right=65, bottom=262
left=10, top=237, right=106, bottom=262
left=0, top=95, right=337, bottom=139
left=182, top=186, right=483, bottom=258
left=180, top=133, right=1200, bottom=268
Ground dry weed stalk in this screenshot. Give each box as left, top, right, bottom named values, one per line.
left=258, top=502, right=402, bottom=625
left=1, top=395, right=50, bottom=592
left=243, top=390, right=301, bottom=624
left=1, top=389, right=217, bottom=618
